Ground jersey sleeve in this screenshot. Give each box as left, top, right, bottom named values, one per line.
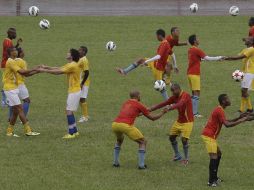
left=196, top=48, right=206, bottom=59
left=9, top=61, right=21, bottom=72
left=158, top=43, right=170, bottom=57
left=218, top=109, right=226, bottom=124
left=61, top=63, right=75, bottom=73
left=137, top=103, right=150, bottom=116
left=83, top=59, right=89, bottom=71
left=249, top=27, right=254, bottom=37
left=243, top=48, right=254, bottom=58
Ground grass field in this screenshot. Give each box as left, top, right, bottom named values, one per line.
left=0, top=16, right=254, bottom=190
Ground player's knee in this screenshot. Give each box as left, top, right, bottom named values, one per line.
left=23, top=98, right=30, bottom=103
left=181, top=137, right=188, bottom=145
left=80, top=98, right=86, bottom=103
left=169, top=135, right=176, bottom=142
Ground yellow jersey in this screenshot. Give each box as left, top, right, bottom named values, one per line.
left=2, top=58, right=21, bottom=91
left=79, top=56, right=90, bottom=86
left=15, top=58, right=27, bottom=85
left=60, top=61, right=82, bottom=93
left=241, top=47, right=254, bottom=74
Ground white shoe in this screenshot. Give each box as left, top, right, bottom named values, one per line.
left=25, top=131, right=40, bottom=136
left=6, top=133, right=20, bottom=137
left=194, top=114, right=203, bottom=118
left=78, top=116, right=89, bottom=123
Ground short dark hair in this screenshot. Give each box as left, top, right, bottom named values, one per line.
left=156, top=29, right=166, bottom=38
left=80, top=46, right=88, bottom=56
left=16, top=47, right=23, bottom=57
left=249, top=17, right=254, bottom=27
left=218, top=94, right=228, bottom=105
left=188, top=34, right=197, bottom=45
left=171, top=27, right=178, bottom=34
left=170, top=82, right=181, bottom=90
left=7, top=47, right=16, bottom=56
left=70, top=48, right=80, bottom=62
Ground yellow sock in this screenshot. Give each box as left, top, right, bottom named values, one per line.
left=164, top=72, right=171, bottom=85
left=246, top=96, right=253, bottom=110
left=24, top=123, right=32, bottom=133
left=240, top=97, right=247, bottom=112
left=81, top=102, right=88, bottom=117
left=7, top=124, right=14, bottom=134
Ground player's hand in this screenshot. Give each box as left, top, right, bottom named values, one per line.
left=17, top=38, right=23, bottom=45
left=174, top=68, right=179, bottom=74
left=162, top=107, right=169, bottom=113
left=239, top=112, right=250, bottom=118
left=137, top=58, right=146, bottom=66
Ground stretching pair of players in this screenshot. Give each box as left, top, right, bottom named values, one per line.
left=112, top=84, right=193, bottom=168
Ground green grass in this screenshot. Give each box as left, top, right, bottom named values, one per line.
left=0, top=16, right=254, bottom=190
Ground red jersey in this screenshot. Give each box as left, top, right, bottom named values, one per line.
left=1, top=38, right=13, bottom=68
left=114, top=99, right=150, bottom=125
left=202, top=106, right=226, bottom=139
left=187, top=46, right=206, bottom=75
left=166, top=35, right=179, bottom=49
left=152, top=91, right=193, bottom=123
left=155, top=40, right=171, bottom=71
left=249, top=26, right=254, bottom=37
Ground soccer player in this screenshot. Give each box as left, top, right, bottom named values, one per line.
left=164, top=27, right=187, bottom=84
left=149, top=83, right=193, bottom=165
left=116, top=29, right=171, bottom=100
left=3, top=47, right=40, bottom=137
left=201, top=94, right=247, bottom=187
left=112, top=90, right=168, bottom=169
left=187, top=34, right=224, bottom=118
left=38, top=49, right=82, bottom=139
left=224, top=37, right=254, bottom=113
left=1, top=28, right=22, bottom=106
left=78, top=46, right=90, bottom=123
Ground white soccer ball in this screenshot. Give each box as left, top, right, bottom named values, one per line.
left=28, top=6, right=39, bottom=16
left=232, top=70, right=244, bottom=81
left=154, top=80, right=166, bottom=91
left=190, top=3, right=198, bottom=13
left=39, top=19, right=50, bottom=30
left=106, top=41, right=116, bottom=51
left=229, top=6, right=239, bottom=16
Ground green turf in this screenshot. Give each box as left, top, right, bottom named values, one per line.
left=0, top=16, right=254, bottom=190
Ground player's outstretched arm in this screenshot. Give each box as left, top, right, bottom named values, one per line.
left=38, top=68, right=64, bottom=75
left=144, top=108, right=168, bottom=121
left=224, top=55, right=246, bottom=61
left=149, top=99, right=170, bottom=112
left=17, top=69, right=38, bottom=77
left=203, top=56, right=224, bottom=61
left=223, top=117, right=247, bottom=128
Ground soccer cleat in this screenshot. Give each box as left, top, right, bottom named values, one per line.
left=180, top=159, right=189, bottom=166
left=25, top=131, right=40, bottom=136
left=115, top=67, right=126, bottom=76
left=216, top=178, right=223, bottom=184
left=207, top=182, right=218, bottom=187
left=173, top=155, right=182, bottom=161
left=6, top=133, right=20, bottom=137
left=62, top=134, right=76, bottom=139
left=74, top=132, right=80, bottom=137
left=113, top=163, right=120, bottom=168
left=247, top=109, right=253, bottom=113
left=194, top=114, right=203, bottom=118
left=78, top=116, right=89, bottom=123
left=138, top=164, right=147, bottom=170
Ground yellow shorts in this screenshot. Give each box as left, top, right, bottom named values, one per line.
left=112, top=122, right=144, bottom=141
left=170, top=121, right=193, bottom=139
left=201, top=135, right=218, bottom=153
left=147, top=62, right=163, bottom=80
left=188, top=74, right=200, bottom=91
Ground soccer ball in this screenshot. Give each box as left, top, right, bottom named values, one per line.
left=229, top=6, right=239, bottom=16
left=190, top=3, right=198, bottom=13
left=232, top=70, right=244, bottom=81
left=28, top=6, right=39, bottom=16
left=106, top=41, right=116, bottom=51
left=39, top=19, right=50, bottom=30
left=154, top=80, right=166, bottom=91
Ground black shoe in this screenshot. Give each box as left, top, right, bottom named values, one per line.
left=247, top=109, right=253, bottom=113
left=113, top=163, right=120, bottom=168
left=207, top=181, right=218, bottom=187
left=138, top=164, right=147, bottom=170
